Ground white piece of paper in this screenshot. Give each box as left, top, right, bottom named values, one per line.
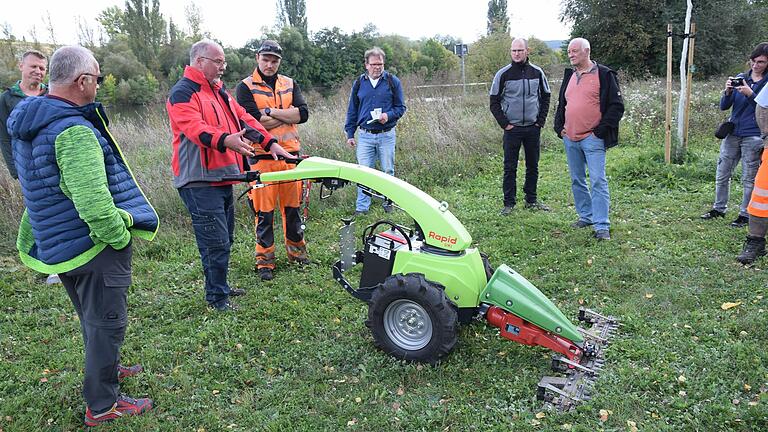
left=756, top=86, right=768, bottom=108
left=367, top=108, right=382, bottom=124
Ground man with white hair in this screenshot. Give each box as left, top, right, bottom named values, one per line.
left=167, top=39, right=292, bottom=311
left=7, top=45, right=159, bottom=426
left=554, top=38, right=624, bottom=241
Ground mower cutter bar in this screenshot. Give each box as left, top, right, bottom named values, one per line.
left=536, top=307, right=619, bottom=411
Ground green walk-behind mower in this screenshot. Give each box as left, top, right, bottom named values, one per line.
left=224, top=156, right=619, bottom=411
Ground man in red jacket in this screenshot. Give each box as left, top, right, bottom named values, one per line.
left=167, top=39, right=292, bottom=311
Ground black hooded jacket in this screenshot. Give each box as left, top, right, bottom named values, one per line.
left=553, top=63, right=624, bottom=148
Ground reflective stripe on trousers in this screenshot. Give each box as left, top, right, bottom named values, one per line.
left=249, top=159, right=307, bottom=269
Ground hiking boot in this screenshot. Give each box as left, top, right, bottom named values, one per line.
left=500, top=205, right=514, bottom=216
left=353, top=210, right=368, bottom=217
left=84, top=394, right=153, bottom=427
left=229, top=287, right=246, bottom=297
left=730, top=215, right=749, bottom=228
left=594, top=229, right=611, bottom=241
left=258, top=267, right=274, bottom=281
left=524, top=201, right=550, bottom=212
left=571, top=219, right=593, bottom=229
left=117, top=364, right=143, bottom=381
left=383, top=204, right=393, bottom=213
left=289, top=257, right=311, bottom=266
left=700, top=209, right=725, bottom=220
left=737, top=235, right=767, bottom=264
left=208, top=299, right=239, bottom=312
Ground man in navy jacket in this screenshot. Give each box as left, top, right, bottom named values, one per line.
left=344, top=47, right=407, bottom=215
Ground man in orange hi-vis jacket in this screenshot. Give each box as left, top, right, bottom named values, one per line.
left=235, top=40, right=310, bottom=281
left=739, top=82, right=768, bottom=264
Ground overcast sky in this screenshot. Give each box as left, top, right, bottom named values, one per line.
left=3, top=0, right=571, bottom=47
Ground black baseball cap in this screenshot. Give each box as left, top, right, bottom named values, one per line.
left=258, top=40, right=283, bottom=58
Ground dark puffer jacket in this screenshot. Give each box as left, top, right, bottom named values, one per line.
left=9, top=95, right=158, bottom=273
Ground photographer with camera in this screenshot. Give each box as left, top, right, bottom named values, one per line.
left=700, top=43, right=768, bottom=228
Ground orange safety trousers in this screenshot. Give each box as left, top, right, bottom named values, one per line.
left=749, top=106, right=768, bottom=218
left=249, top=159, right=308, bottom=269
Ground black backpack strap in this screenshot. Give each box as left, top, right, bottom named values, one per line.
left=353, top=73, right=365, bottom=103
left=355, top=73, right=396, bottom=104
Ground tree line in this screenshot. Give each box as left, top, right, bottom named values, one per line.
left=560, top=0, right=768, bottom=76
left=1, top=0, right=766, bottom=106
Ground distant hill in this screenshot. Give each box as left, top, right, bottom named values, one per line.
left=544, top=40, right=564, bottom=51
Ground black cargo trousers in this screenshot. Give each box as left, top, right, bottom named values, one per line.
left=60, top=242, right=132, bottom=413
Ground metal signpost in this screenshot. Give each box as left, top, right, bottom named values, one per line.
left=454, top=43, right=468, bottom=97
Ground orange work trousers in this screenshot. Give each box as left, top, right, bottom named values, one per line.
left=249, top=159, right=307, bottom=269
left=749, top=106, right=768, bottom=217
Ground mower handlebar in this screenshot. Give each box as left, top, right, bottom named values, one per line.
left=219, top=171, right=262, bottom=183
left=282, top=155, right=304, bottom=165
left=219, top=156, right=305, bottom=183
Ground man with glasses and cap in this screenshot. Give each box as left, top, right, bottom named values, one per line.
left=235, top=40, right=311, bottom=282
left=344, top=46, right=407, bottom=216
left=167, top=39, right=292, bottom=311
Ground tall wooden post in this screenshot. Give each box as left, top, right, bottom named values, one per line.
left=665, top=24, right=673, bottom=164
left=682, top=22, right=696, bottom=156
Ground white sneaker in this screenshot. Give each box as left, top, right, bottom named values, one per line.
left=46, top=274, right=61, bottom=284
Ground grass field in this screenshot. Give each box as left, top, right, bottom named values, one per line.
left=1, top=79, right=767, bottom=431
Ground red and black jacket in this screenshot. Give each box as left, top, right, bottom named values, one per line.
left=167, top=66, right=275, bottom=187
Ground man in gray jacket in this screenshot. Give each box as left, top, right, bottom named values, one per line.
left=490, top=38, right=551, bottom=215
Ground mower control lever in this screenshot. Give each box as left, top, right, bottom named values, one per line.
left=282, top=155, right=305, bottom=165
left=220, top=170, right=262, bottom=183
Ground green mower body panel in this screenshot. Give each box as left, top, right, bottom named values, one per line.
left=481, top=264, right=583, bottom=343
left=391, top=247, right=487, bottom=309
left=260, top=157, right=472, bottom=252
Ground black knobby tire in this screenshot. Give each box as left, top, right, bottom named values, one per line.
left=365, top=273, right=459, bottom=364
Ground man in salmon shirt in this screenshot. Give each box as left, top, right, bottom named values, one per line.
left=554, top=38, right=624, bottom=241
left=167, top=39, right=292, bottom=311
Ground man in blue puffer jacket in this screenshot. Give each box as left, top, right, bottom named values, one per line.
left=8, top=45, right=159, bottom=427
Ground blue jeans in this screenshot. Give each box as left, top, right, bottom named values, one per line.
left=355, top=128, right=396, bottom=212
left=564, top=134, right=610, bottom=231
left=713, top=134, right=763, bottom=217
left=178, top=186, right=235, bottom=306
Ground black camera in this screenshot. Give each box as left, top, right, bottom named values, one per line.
left=730, top=76, right=745, bottom=87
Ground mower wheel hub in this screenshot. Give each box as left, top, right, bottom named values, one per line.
left=384, top=300, right=433, bottom=350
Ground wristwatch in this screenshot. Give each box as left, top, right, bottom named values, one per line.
left=265, top=108, right=272, bottom=116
